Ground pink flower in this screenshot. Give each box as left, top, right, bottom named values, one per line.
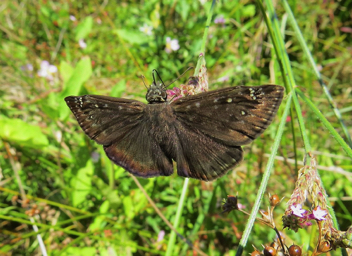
left=165, top=37, right=180, bottom=53
left=291, top=204, right=306, bottom=217
left=157, top=230, right=165, bottom=242
left=214, top=16, right=225, bottom=24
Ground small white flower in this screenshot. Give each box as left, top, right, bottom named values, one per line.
left=139, top=23, right=153, bottom=36
left=291, top=204, right=306, bottom=217
left=79, top=39, right=87, bottom=49
left=165, top=37, right=180, bottom=53
left=312, top=206, right=327, bottom=221
left=70, top=15, right=76, bottom=21
left=199, top=0, right=207, bottom=5
left=37, top=60, right=57, bottom=81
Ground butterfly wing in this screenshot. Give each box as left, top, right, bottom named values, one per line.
left=170, top=85, right=284, bottom=181
left=65, top=95, right=173, bottom=178
left=172, top=85, right=284, bottom=146
left=172, top=121, right=243, bottom=181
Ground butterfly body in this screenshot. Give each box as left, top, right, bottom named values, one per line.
left=65, top=78, right=284, bottom=181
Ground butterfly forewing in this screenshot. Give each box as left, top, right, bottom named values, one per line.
left=171, top=85, right=284, bottom=146
left=65, top=95, right=174, bottom=178
left=65, top=95, right=145, bottom=145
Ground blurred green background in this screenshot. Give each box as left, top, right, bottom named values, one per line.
left=1, top=0, right=351, bottom=255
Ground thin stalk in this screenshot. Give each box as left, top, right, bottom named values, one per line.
left=180, top=190, right=214, bottom=254
left=130, top=175, right=207, bottom=256
left=165, top=178, right=190, bottom=256
left=5, top=143, right=48, bottom=256
left=296, top=89, right=352, bottom=159
left=235, top=93, right=293, bottom=256
left=194, top=0, right=216, bottom=77
left=282, top=0, right=352, bottom=148
left=166, top=1, right=216, bottom=254
left=257, top=0, right=312, bottom=154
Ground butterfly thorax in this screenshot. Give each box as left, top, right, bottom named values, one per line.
left=146, top=82, right=167, bottom=103
left=144, top=103, right=178, bottom=152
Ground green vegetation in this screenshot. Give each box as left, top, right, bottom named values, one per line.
left=1, top=0, right=351, bottom=255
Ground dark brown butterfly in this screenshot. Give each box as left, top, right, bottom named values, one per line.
left=65, top=70, right=284, bottom=181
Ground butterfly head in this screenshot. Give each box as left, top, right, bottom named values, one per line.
left=146, top=70, right=168, bottom=104
left=146, top=81, right=167, bottom=103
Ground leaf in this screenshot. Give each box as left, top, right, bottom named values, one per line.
left=243, top=4, right=256, bottom=17
left=71, top=160, right=94, bottom=207
left=40, top=6, right=51, bottom=18
left=75, top=16, right=93, bottom=41
left=2, top=42, right=28, bottom=60
left=0, top=117, right=49, bottom=148
left=110, top=79, right=126, bottom=97
left=115, top=29, right=147, bottom=44
left=123, top=196, right=134, bottom=219
left=59, top=57, right=92, bottom=120
left=62, top=247, right=96, bottom=256
left=89, top=201, right=110, bottom=231
left=99, top=247, right=118, bottom=256
left=59, top=60, right=74, bottom=84
left=150, top=3, right=161, bottom=28
left=94, top=175, right=121, bottom=207
left=176, top=0, right=190, bottom=22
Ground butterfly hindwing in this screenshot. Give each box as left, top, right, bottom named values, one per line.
left=172, top=120, right=243, bottom=181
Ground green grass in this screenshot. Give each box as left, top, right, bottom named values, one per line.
left=1, top=0, right=352, bottom=255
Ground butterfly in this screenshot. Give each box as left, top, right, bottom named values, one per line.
left=65, top=70, right=284, bottom=181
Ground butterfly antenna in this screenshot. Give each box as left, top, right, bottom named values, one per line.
left=165, top=66, right=194, bottom=88
left=152, top=69, right=166, bottom=88
left=138, top=74, right=149, bottom=89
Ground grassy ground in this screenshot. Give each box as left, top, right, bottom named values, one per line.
left=1, top=0, right=352, bottom=255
